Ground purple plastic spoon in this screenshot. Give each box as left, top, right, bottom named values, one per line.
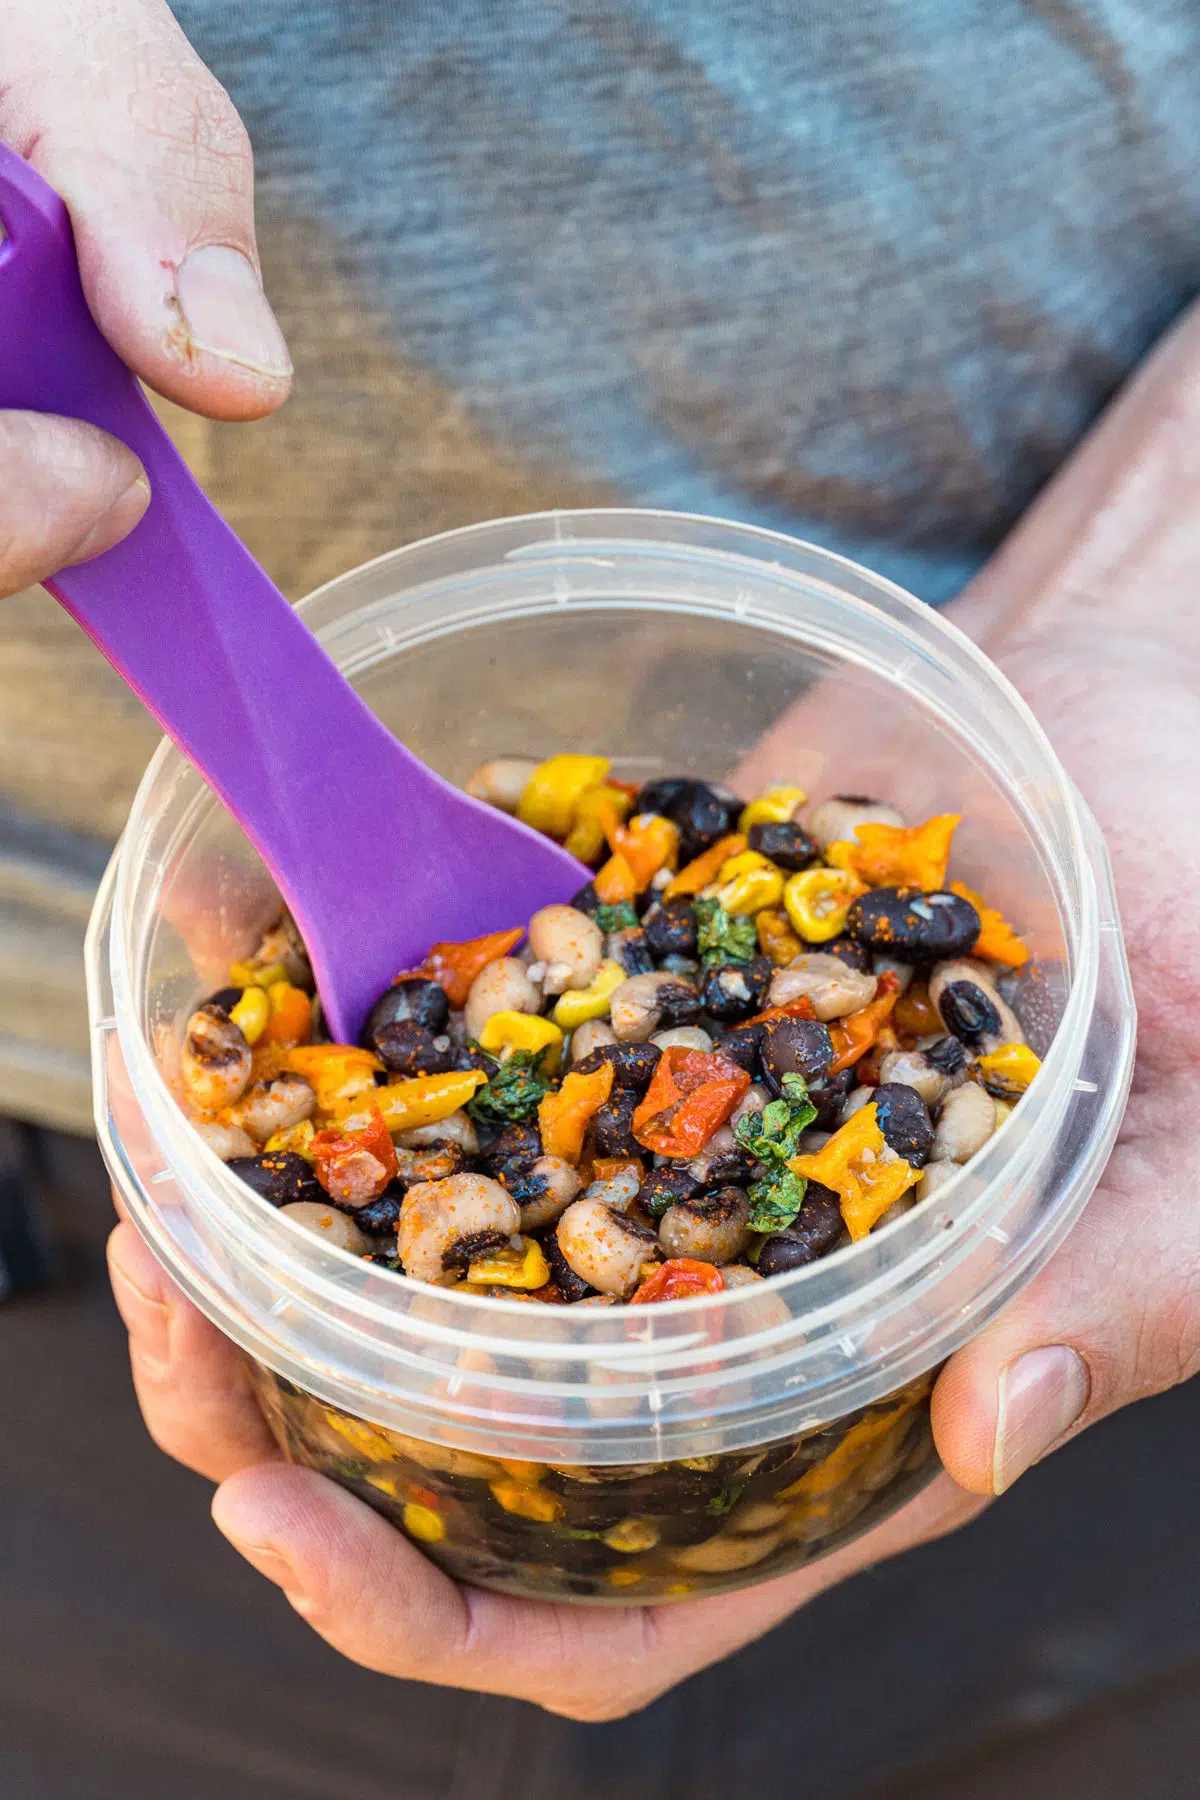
left=0, top=146, right=587, bottom=1043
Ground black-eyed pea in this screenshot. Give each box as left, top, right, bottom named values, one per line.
left=464, top=957, right=542, bottom=1041
left=671, top=1529, right=783, bottom=1572
left=398, top=1110, right=480, bottom=1154
left=768, top=954, right=877, bottom=1022
left=229, top=1072, right=315, bottom=1143
left=398, top=1174, right=520, bottom=1284
left=528, top=905, right=603, bottom=994
left=180, top=1004, right=252, bottom=1112
left=466, top=756, right=538, bottom=812
left=929, top=959, right=1024, bottom=1051
left=658, top=1186, right=752, bottom=1265
left=280, top=1201, right=372, bottom=1254
left=807, top=795, right=904, bottom=849
left=932, top=1082, right=996, bottom=1163
left=193, top=1119, right=258, bottom=1161
left=571, top=1018, right=618, bottom=1062
left=556, top=1197, right=656, bottom=1296
left=651, top=1025, right=714, bottom=1052
left=917, top=1157, right=960, bottom=1199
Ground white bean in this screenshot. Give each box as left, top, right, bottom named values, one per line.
left=251, top=912, right=312, bottom=988
left=877, top=1047, right=950, bottom=1110
left=398, top=1110, right=479, bottom=1154
left=399, top=1174, right=520, bottom=1284
left=571, top=1018, right=618, bottom=1061
left=465, top=756, right=538, bottom=812
left=556, top=1198, right=654, bottom=1297
left=528, top=905, right=603, bottom=994
left=230, top=1073, right=315, bottom=1143
left=193, top=1119, right=258, bottom=1161
left=280, top=1201, right=371, bottom=1254
left=180, top=1004, right=252, bottom=1112
left=769, top=955, right=876, bottom=1022
left=807, top=796, right=904, bottom=850
left=464, top=957, right=542, bottom=1041
left=610, top=971, right=693, bottom=1041
left=838, top=1083, right=876, bottom=1125
left=933, top=1082, right=997, bottom=1163
left=651, top=1025, right=714, bottom=1053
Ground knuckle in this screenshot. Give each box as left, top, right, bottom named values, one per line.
left=1132, top=1256, right=1200, bottom=1395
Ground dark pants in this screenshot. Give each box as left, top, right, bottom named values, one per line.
left=2, top=1127, right=1198, bottom=1800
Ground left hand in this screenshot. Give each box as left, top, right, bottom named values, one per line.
left=107, top=307, right=1200, bottom=1719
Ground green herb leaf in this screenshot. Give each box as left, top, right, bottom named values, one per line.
left=704, top=1481, right=747, bottom=1517
left=466, top=1049, right=554, bottom=1124
left=746, top=1165, right=808, bottom=1233
left=694, top=896, right=757, bottom=965
left=591, top=900, right=639, bottom=933
left=733, top=1072, right=817, bottom=1167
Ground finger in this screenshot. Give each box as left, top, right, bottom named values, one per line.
left=2, top=0, right=291, bottom=419
left=107, top=1220, right=280, bottom=1481
left=932, top=1125, right=1200, bottom=1496
left=211, top=1462, right=984, bottom=1719
left=0, top=411, right=148, bottom=596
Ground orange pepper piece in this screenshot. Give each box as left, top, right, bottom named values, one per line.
left=419, top=926, right=524, bottom=1007
left=744, top=993, right=817, bottom=1029
left=593, top=851, right=639, bottom=904
left=756, top=908, right=805, bottom=966
left=631, top=1047, right=750, bottom=1158
left=833, top=814, right=960, bottom=891
left=603, top=807, right=681, bottom=887
left=538, top=1061, right=615, bottom=1163
left=949, top=881, right=1030, bottom=967
left=259, top=982, right=312, bottom=1049
left=630, top=1258, right=725, bottom=1304
left=789, top=1103, right=919, bottom=1242
left=893, top=979, right=939, bottom=1042
left=664, top=834, right=747, bottom=899
left=827, top=970, right=901, bottom=1075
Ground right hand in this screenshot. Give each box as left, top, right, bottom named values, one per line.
left=0, top=0, right=291, bottom=599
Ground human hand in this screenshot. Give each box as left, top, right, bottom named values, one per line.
left=107, top=305, right=1200, bottom=1717
left=0, top=0, right=290, bottom=599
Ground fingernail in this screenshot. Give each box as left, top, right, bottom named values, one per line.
left=109, top=1248, right=170, bottom=1369
left=993, top=1346, right=1090, bottom=1493
left=64, top=476, right=151, bottom=568
left=174, top=246, right=293, bottom=378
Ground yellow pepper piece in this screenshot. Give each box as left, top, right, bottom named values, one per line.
left=756, top=908, right=805, bottom=965
left=229, top=985, right=270, bottom=1046
left=949, top=881, right=1031, bottom=967
left=229, top=960, right=289, bottom=989
left=322, top=1410, right=401, bottom=1461
left=552, top=958, right=626, bottom=1028
left=489, top=1478, right=564, bottom=1522
left=783, top=867, right=865, bottom=943
left=564, top=784, right=632, bottom=862
left=593, top=851, right=639, bottom=904
left=498, top=1459, right=546, bottom=1483
left=517, top=753, right=611, bottom=839
left=403, top=1501, right=448, bottom=1543
left=340, top=1068, right=487, bottom=1131
left=478, top=1010, right=564, bottom=1072
left=715, top=851, right=785, bottom=916
left=976, top=1043, right=1041, bottom=1097
left=738, top=785, right=808, bottom=832
left=778, top=1400, right=915, bottom=1500
left=264, top=1118, right=317, bottom=1161
left=836, top=814, right=960, bottom=891
left=665, top=833, right=747, bottom=899
left=465, top=1236, right=550, bottom=1290
left=285, top=1044, right=383, bottom=1112
left=602, top=1518, right=660, bottom=1553
left=790, top=1103, right=919, bottom=1241
left=606, top=1566, right=645, bottom=1588
left=538, top=1060, right=615, bottom=1162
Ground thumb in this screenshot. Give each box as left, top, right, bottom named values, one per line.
left=2, top=0, right=292, bottom=421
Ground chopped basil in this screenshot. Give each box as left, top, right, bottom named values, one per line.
left=591, top=900, right=639, bottom=933
left=466, top=1049, right=554, bottom=1124
left=736, top=1072, right=816, bottom=1232
left=746, top=1165, right=808, bottom=1233
left=694, top=896, right=757, bottom=965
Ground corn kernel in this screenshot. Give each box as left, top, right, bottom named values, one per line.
left=606, top=1566, right=645, bottom=1588
left=403, top=1501, right=447, bottom=1543
left=664, top=1580, right=697, bottom=1596
left=715, top=864, right=785, bottom=916
left=975, top=1043, right=1042, bottom=1097
left=517, top=754, right=611, bottom=839
left=265, top=1119, right=317, bottom=1161
left=478, top=1010, right=564, bottom=1072
left=738, top=785, right=808, bottom=832
left=229, top=985, right=270, bottom=1046
left=783, top=867, right=863, bottom=943
left=490, top=1478, right=564, bottom=1522
left=466, top=1237, right=550, bottom=1290
left=552, top=958, right=626, bottom=1028
left=365, top=1473, right=402, bottom=1498
left=229, top=960, right=289, bottom=989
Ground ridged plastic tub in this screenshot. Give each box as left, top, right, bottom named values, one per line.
left=87, top=511, right=1135, bottom=1603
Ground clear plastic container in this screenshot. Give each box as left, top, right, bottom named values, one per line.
left=86, top=511, right=1135, bottom=1604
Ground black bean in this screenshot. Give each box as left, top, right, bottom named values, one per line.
left=926, top=1034, right=969, bottom=1076
left=824, top=934, right=872, bottom=973
left=716, top=1020, right=766, bottom=1073
left=872, top=1083, right=935, bottom=1166
left=361, top=976, right=450, bottom=1051
left=846, top=887, right=980, bottom=961
left=757, top=1183, right=844, bottom=1274
left=573, top=1042, right=662, bottom=1091
left=635, top=777, right=692, bottom=817
left=691, top=1144, right=758, bottom=1190
left=656, top=981, right=703, bottom=1029
left=393, top=1143, right=466, bottom=1188
left=938, top=979, right=1003, bottom=1048
left=202, top=985, right=243, bottom=1016
left=571, top=880, right=601, bottom=914
left=700, top=958, right=772, bottom=1023
left=808, top=1067, right=856, bottom=1128
left=539, top=1228, right=595, bottom=1303
left=761, top=1017, right=835, bottom=1093
left=373, top=1019, right=455, bottom=1077
left=638, top=1165, right=701, bottom=1219
left=590, top=1090, right=641, bottom=1157
left=356, top=1191, right=405, bottom=1234
left=644, top=897, right=698, bottom=959
left=746, top=821, right=819, bottom=870
left=228, top=1152, right=323, bottom=1208
left=478, top=1122, right=542, bottom=1175
left=638, top=779, right=741, bottom=862
left=610, top=926, right=655, bottom=975
left=453, top=1044, right=494, bottom=1075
